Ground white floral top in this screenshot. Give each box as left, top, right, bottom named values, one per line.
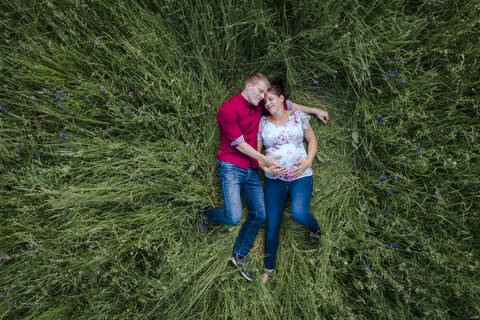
left=258, top=110, right=312, bottom=181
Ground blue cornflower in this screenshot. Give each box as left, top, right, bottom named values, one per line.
left=379, top=281, right=386, bottom=290
left=382, top=169, right=387, bottom=174
left=364, top=262, right=370, bottom=271
left=387, top=190, right=393, bottom=195
left=393, top=70, right=400, bottom=75
left=375, top=115, right=385, bottom=121
left=387, top=242, right=398, bottom=248
left=0, top=106, right=5, bottom=112
left=60, top=133, right=67, bottom=141
left=382, top=209, right=389, bottom=215
left=412, top=147, right=422, bottom=153
left=401, top=79, right=408, bottom=85
left=380, top=176, right=387, bottom=182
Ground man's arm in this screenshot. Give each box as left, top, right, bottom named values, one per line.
left=236, top=142, right=280, bottom=167
left=256, top=140, right=288, bottom=176
left=290, top=101, right=329, bottom=124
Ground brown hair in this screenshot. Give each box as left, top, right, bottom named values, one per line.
left=244, top=73, right=269, bottom=89
left=267, top=75, right=290, bottom=99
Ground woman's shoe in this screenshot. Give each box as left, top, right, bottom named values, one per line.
left=262, top=269, right=274, bottom=283
left=309, top=231, right=320, bottom=244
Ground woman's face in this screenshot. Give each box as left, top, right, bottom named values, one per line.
left=264, top=91, right=284, bottom=114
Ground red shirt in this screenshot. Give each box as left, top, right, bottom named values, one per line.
left=216, top=93, right=292, bottom=170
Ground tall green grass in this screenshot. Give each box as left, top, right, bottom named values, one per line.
left=0, top=0, right=479, bottom=319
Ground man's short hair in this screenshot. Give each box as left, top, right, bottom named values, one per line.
left=244, top=73, right=269, bottom=89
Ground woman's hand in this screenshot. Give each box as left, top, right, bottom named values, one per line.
left=267, top=164, right=288, bottom=176
left=293, top=159, right=312, bottom=177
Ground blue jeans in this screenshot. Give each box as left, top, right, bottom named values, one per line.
left=206, top=160, right=266, bottom=258
left=264, top=175, right=318, bottom=270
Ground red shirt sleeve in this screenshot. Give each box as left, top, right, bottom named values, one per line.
left=217, top=106, right=244, bottom=144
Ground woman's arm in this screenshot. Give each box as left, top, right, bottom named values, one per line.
left=293, top=126, right=318, bottom=177
left=291, top=101, right=329, bottom=124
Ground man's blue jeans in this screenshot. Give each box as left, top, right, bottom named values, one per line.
left=206, top=160, right=266, bottom=258
left=264, top=175, right=318, bottom=270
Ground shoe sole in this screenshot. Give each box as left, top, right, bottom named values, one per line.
left=196, top=219, right=208, bottom=234
left=230, top=257, right=252, bottom=282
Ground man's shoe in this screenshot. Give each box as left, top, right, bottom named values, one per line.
left=196, top=211, right=208, bottom=234
left=230, top=255, right=252, bottom=281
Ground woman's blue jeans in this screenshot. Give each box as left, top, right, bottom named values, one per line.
left=206, top=160, right=266, bottom=258
left=264, top=175, right=318, bottom=270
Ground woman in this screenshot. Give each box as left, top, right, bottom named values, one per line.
left=257, top=75, right=320, bottom=283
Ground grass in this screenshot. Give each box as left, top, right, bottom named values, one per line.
left=0, top=0, right=479, bottom=319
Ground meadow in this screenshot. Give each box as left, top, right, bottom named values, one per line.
left=0, top=0, right=479, bottom=319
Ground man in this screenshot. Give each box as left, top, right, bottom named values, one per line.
left=198, top=74, right=328, bottom=281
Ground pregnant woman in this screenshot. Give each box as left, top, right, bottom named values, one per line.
left=257, top=75, right=321, bottom=283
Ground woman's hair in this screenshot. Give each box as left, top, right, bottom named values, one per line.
left=267, top=75, right=290, bottom=100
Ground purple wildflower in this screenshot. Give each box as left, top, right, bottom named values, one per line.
left=313, top=80, right=319, bottom=85
left=40, top=115, right=47, bottom=119
left=122, top=91, right=127, bottom=96
left=0, top=252, right=3, bottom=260
left=26, top=243, right=33, bottom=248
left=7, top=301, right=12, bottom=307
left=452, top=161, right=457, bottom=166
left=396, top=56, right=406, bottom=64
left=388, top=242, right=398, bottom=248
left=185, top=143, right=189, bottom=148
left=34, top=248, right=39, bottom=253
left=100, top=85, right=105, bottom=90
left=387, top=190, right=393, bottom=195
left=128, top=91, right=133, bottom=96
left=14, top=145, right=20, bottom=153
left=201, top=44, right=205, bottom=49
left=60, top=133, right=67, bottom=141
left=82, top=283, right=86, bottom=289
left=91, top=72, right=96, bottom=77
left=439, top=128, right=444, bottom=134
left=176, top=149, right=180, bottom=153
left=105, top=101, right=110, bottom=107
left=207, top=104, right=211, bottom=108
left=96, top=36, right=102, bottom=40
left=261, top=21, right=265, bottom=26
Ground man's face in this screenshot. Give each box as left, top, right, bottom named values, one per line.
left=245, top=80, right=268, bottom=106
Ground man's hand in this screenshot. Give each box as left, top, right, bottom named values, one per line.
left=267, top=164, right=288, bottom=176
left=293, top=159, right=312, bottom=177
left=263, top=155, right=282, bottom=167
left=315, top=109, right=329, bottom=124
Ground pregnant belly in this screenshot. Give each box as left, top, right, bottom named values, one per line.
left=267, top=144, right=303, bottom=168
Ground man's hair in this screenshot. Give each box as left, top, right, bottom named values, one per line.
left=244, top=73, right=269, bottom=89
